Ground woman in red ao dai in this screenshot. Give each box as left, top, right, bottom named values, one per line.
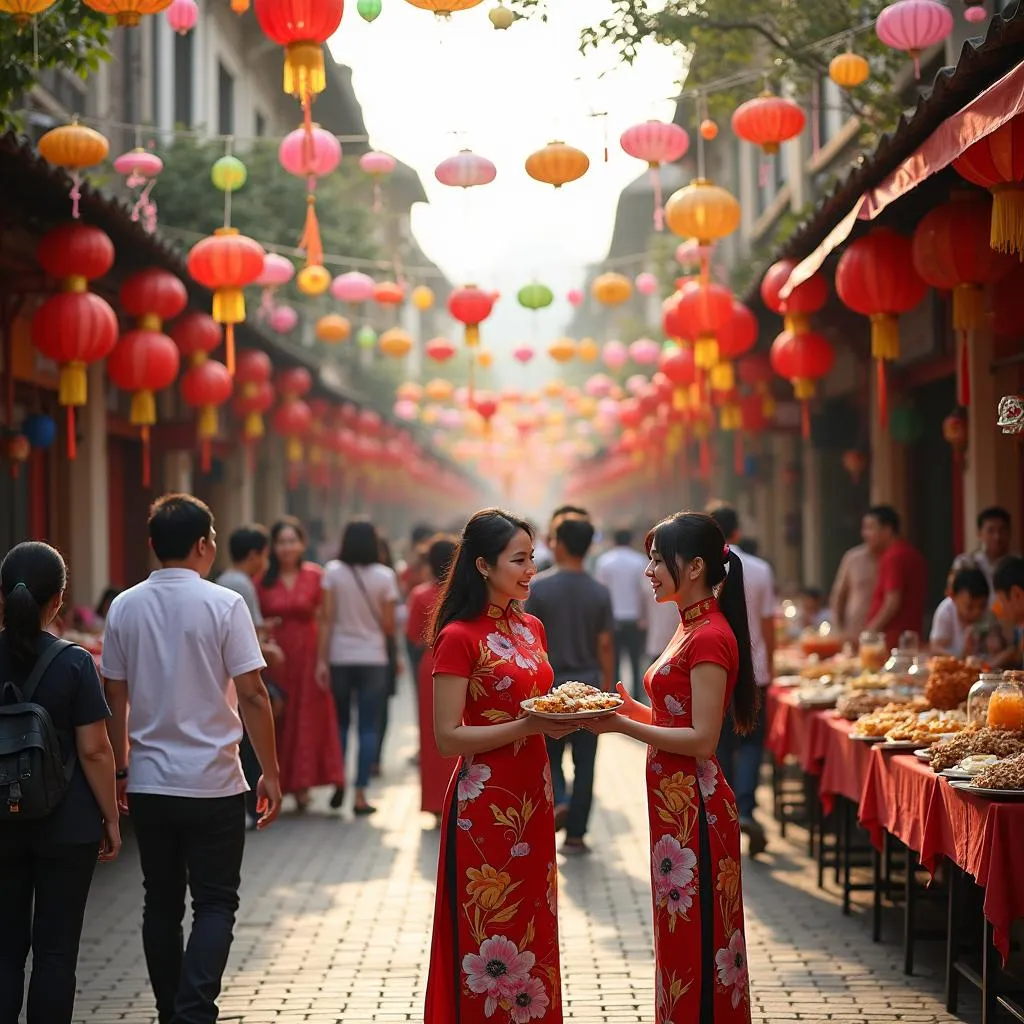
left=584, top=512, right=757, bottom=1023
left=425, top=509, right=578, bottom=1024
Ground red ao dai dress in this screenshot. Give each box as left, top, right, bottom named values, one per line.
left=425, top=603, right=561, bottom=1024
left=644, top=597, right=751, bottom=1024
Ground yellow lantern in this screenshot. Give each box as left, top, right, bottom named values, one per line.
left=577, top=395, right=597, bottom=418
left=477, top=349, right=494, bottom=369
left=297, top=264, right=331, bottom=296
left=411, top=285, right=435, bottom=311
left=425, top=378, right=454, bottom=402
left=544, top=379, right=565, bottom=398
left=380, top=327, right=413, bottom=358
left=526, top=141, right=589, bottom=189
left=578, top=337, right=599, bottom=362
left=403, top=0, right=483, bottom=12
left=396, top=381, right=424, bottom=402
left=829, top=52, right=870, bottom=89
left=81, top=0, right=171, bottom=25
left=38, top=120, right=108, bottom=172
left=592, top=272, right=632, bottom=306
left=665, top=178, right=741, bottom=245
left=547, top=337, right=577, bottom=363
left=0, top=0, right=56, bottom=24
left=315, top=314, right=351, bottom=343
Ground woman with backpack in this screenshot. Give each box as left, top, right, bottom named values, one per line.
left=0, top=541, right=120, bottom=1024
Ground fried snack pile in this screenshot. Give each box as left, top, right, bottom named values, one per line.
left=884, top=714, right=964, bottom=746
left=972, top=752, right=1024, bottom=790
left=528, top=682, right=622, bottom=714
left=929, top=727, right=1024, bottom=771
left=851, top=704, right=917, bottom=738
left=837, top=692, right=895, bottom=721
left=925, top=657, right=975, bottom=710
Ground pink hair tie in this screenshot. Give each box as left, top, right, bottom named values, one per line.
left=723, top=544, right=731, bottom=562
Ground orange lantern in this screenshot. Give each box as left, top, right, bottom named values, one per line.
left=525, top=141, right=590, bottom=188
left=592, top=273, right=632, bottom=306
left=187, top=228, right=266, bottom=375
left=664, top=179, right=740, bottom=280
left=316, top=314, right=351, bottom=344
left=425, top=378, right=454, bottom=402
left=37, top=120, right=109, bottom=218
left=81, top=0, right=171, bottom=23
left=830, top=52, right=870, bottom=89
left=380, top=327, right=413, bottom=358
left=547, top=337, right=577, bottom=363
left=0, top=0, right=56, bottom=24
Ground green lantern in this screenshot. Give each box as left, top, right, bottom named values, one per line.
left=356, top=325, right=377, bottom=350
left=517, top=283, right=554, bottom=311
left=889, top=405, right=925, bottom=445
left=211, top=155, right=247, bottom=193
left=357, top=0, right=382, bottom=21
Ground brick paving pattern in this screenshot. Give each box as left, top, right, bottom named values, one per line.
left=72, top=696, right=976, bottom=1023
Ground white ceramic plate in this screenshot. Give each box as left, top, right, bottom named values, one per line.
left=520, top=697, right=623, bottom=721
left=948, top=780, right=1024, bottom=800
left=914, top=748, right=932, bottom=762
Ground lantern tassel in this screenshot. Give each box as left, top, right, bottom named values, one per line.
left=299, top=193, right=324, bottom=268
left=991, top=184, right=1024, bottom=256
left=650, top=167, right=664, bottom=232
left=870, top=313, right=900, bottom=362
left=141, top=425, right=151, bottom=489
left=910, top=48, right=922, bottom=80
left=225, top=324, right=236, bottom=376
left=66, top=406, right=76, bottom=460
left=70, top=171, right=82, bottom=219
left=957, top=330, right=972, bottom=408
left=876, top=359, right=889, bottom=429
left=953, top=282, right=984, bottom=332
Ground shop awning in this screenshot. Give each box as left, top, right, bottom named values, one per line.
left=781, top=55, right=1024, bottom=298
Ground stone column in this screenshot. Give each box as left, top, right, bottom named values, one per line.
left=255, top=437, right=287, bottom=525
left=68, top=363, right=110, bottom=606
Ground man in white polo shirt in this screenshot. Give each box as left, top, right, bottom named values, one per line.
left=708, top=503, right=776, bottom=857
left=101, top=493, right=281, bottom=1024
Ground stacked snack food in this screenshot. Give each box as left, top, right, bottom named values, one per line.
left=527, top=682, right=622, bottom=714
left=851, top=704, right=918, bottom=739
left=925, top=657, right=975, bottom=711
left=929, top=727, right=1024, bottom=771
left=971, top=751, right=1024, bottom=790
left=883, top=713, right=965, bottom=746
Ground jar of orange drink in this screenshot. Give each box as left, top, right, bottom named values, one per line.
left=987, top=675, right=1024, bottom=731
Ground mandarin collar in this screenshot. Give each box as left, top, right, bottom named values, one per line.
left=681, top=596, right=718, bottom=627
left=486, top=601, right=520, bottom=621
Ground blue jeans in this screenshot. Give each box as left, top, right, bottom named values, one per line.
left=715, top=695, right=767, bottom=820
left=331, top=664, right=388, bottom=789
left=546, top=730, right=598, bottom=840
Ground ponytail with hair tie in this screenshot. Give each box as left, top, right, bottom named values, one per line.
left=1, top=542, right=67, bottom=665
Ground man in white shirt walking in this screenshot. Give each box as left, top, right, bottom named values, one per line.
left=708, top=504, right=776, bottom=856
left=595, top=528, right=649, bottom=699
left=102, top=494, right=281, bottom=1024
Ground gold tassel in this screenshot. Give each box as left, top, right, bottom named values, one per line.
left=869, top=313, right=900, bottom=361
left=793, top=378, right=815, bottom=401
left=953, top=282, right=984, bottom=332
left=130, top=390, right=156, bottom=427
left=695, top=336, right=719, bottom=370
left=59, top=362, right=88, bottom=407
left=710, top=361, right=734, bottom=392
left=783, top=313, right=810, bottom=334
left=990, top=183, right=1024, bottom=256
left=198, top=405, right=219, bottom=439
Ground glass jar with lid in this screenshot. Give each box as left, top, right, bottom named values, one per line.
left=988, top=673, right=1024, bottom=731
left=968, top=672, right=1004, bottom=727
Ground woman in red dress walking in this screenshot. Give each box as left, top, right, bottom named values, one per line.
left=585, top=512, right=756, bottom=1023
left=425, top=509, right=577, bottom=1024
left=257, top=517, right=344, bottom=810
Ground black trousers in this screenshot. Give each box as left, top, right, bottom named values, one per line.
left=546, top=730, right=599, bottom=839
left=0, top=837, right=98, bottom=1024
left=129, top=793, right=246, bottom=1024
left=614, top=619, right=648, bottom=699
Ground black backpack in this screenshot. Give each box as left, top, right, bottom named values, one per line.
left=0, top=638, right=77, bottom=820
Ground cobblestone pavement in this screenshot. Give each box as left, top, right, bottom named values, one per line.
left=73, top=695, right=976, bottom=1023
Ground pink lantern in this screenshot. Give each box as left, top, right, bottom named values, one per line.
left=635, top=271, right=658, bottom=296
left=394, top=399, right=419, bottom=422
left=513, top=345, right=535, bottom=364
left=875, top=0, right=954, bottom=79
left=113, top=148, right=163, bottom=231
left=278, top=125, right=341, bottom=268
left=255, top=253, right=295, bottom=319
left=620, top=120, right=690, bottom=230
left=626, top=373, right=649, bottom=395
left=602, top=340, right=628, bottom=370
left=434, top=149, right=497, bottom=189
left=567, top=288, right=584, bottom=307
left=584, top=373, right=614, bottom=398
left=331, top=271, right=375, bottom=304
left=359, top=150, right=397, bottom=213
left=963, top=3, right=987, bottom=20
left=166, top=0, right=197, bottom=33
left=675, top=239, right=713, bottom=268
left=270, top=305, right=299, bottom=334
left=439, top=408, right=463, bottom=429
left=629, top=337, right=661, bottom=365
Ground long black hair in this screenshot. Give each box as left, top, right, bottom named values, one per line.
left=262, top=516, right=307, bottom=588
left=338, top=518, right=381, bottom=567
left=430, top=508, right=534, bottom=643
left=1, top=541, right=68, bottom=665
left=646, top=512, right=758, bottom=734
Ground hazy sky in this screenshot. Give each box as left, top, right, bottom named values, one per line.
left=329, top=1, right=684, bottom=350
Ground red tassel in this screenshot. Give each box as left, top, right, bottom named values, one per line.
left=733, top=432, right=744, bottom=475
left=225, top=324, right=236, bottom=376
left=141, top=426, right=151, bottom=488
left=66, top=406, right=77, bottom=461
left=958, top=330, right=971, bottom=407
left=876, top=359, right=888, bottom=429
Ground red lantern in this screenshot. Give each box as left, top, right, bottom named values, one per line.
left=373, top=281, right=405, bottom=306
left=737, top=353, right=777, bottom=420
left=835, top=227, right=928, bottom=427
left=674, top=281, right=735, bottom=369
left=770, top=329, right=835, bottom=438
left=181, top=358, right=233, bottom=472
left=187, top=228, right=266, bottom=375
left=710, top=300, right=757, bottom=392
left=425, top=336, right=456, bottom=362
left=448, top=285, right=496, bottom=348
left=31, top=222, right=119, bottom=459
left=120, top=266, right=188, bottom=322
left=732, top=92, right=806, bottom=154
left=272, top=397, right=313, bottom=488
left=760, top=258, right=827, bottom=332
left=253, top=0, right=344, bottom=129
left=171, top=311, right=223, bottom=359
left=952, top=114, right=1024, bottom=257
left=233, top=349, right=274, bottom=454
left=661, top=291, right=687, bottom=341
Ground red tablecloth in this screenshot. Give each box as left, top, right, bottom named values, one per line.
left=766, top=686, right=831, bottom=774
left=817, top=715, right=874, bottom=814
left=859, top=749, right=940, bottom=854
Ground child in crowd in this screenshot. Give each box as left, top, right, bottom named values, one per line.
left=930, top=567, right=990, bottom=658
left=798, top=587, right=830, bottom=631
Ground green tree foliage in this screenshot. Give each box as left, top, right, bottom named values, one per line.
left=154, top=135, right=380, bottom=266
left=0, top=3, right=111, bottom=125
left=508, top=0, right=909, bottom=136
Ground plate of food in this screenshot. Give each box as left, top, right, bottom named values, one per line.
left=946, top=752, right=1024, bottom=797
left=521, top=682, right=623, bottom=721
left=948, top=780, right=1024, bottom=800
